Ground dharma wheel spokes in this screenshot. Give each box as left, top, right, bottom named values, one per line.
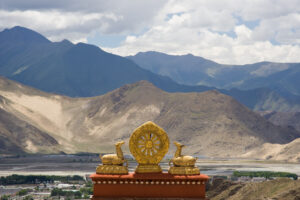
left=138, top=132, right=161, bottom=157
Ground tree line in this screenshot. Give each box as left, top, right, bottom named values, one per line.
left=0, top=174, right=84, bottom=185
left=233, top=171, right=298, bottom=180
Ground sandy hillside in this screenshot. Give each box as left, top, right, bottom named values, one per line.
left=242, top=138, right=300, bottom=162
left=0, top=77, right=300, bottom=161
left=207, top=178, right=300, bottom=200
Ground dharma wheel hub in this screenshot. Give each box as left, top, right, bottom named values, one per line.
left=129, top=121, right=169, bottom=173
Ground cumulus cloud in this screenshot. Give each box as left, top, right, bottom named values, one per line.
left=0, top=0, right=167, bottom=35
left=252, top=13, right=300, bottom=44
left=0, top=9, right=122, bottom=42
left=0, top=0, right=300, bottom=64
left=104, top=0, right=300, bottom=64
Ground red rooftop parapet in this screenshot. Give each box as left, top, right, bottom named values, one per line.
left=90, top=172, right=209, bottom=199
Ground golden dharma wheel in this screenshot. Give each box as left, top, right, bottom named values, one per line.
left=129, top=121, right=169, bottom=165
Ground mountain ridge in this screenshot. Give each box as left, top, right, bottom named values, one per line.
left=0, top=26, right=51, bottom=44
left=1, top=77, right=299, bottom=161
left=128, top=51, right=300, bottom=97
left=1, top=26, right=201, bottom=97
left=258, top=111, right=300, bottom=132
left=1, top=26, right=299, bottom=112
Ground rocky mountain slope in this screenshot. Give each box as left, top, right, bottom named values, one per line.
left=222, top=87, right=300, bottom=112
left=128, top=51, right=220, bottom=86
left=128, top=51, right=300, bottom=112
left=128, top=51, right=300, bottom=97
left=207, top=178, right=300, bottom=200
left=258, top=111, right=300, bottom=132
left=0, top=77, right=299, bottom=160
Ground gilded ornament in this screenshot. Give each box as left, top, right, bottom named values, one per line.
left=129, top=121, right=169, bottom=173
left=96, top=141, right=128, bottom=174
left=168, top=141, right=200, bottom=175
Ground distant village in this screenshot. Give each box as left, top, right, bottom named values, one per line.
left=0, top=171, right=298, bottom=200
left=210, top=171, right=298, bottom=184
left=0, top=175, right=92, bottom=200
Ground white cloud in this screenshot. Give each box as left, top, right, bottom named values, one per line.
left=252, top=13, right=300, bottom=44
left=0, top=0, right=168, bottom=35
left=1, top=0, right=300, bottom=64
left=234, top=0, right=300, bottom=20
left=0, top=9, right=122, bottom=42
left=104, top=0, right=300, bottom=64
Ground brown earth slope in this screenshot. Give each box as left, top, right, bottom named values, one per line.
left=0, top=97, right=60, bottom=154
left=0, top=77, right=299, bottom=159
left=207, top=178, right=300, bottom=200
left=242, top=138, right=300, bottom=162
left=258, top=111, right=300, bottom=132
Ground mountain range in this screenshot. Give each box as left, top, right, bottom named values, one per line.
left=0, top=26, right=210, bottom=97
left=0, top=26, right=300, bottom=112
left=128, top=51, right=300, bottom=97
left=128, top=51, right=300, bottom=111
left=0, top=76, right=299, bottom=161
left=0, top=26, right=300, bottom=161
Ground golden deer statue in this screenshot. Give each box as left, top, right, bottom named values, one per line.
left=101, top=141, right=127, bottom=165
left=169, top=141, right=197, bottom=167
left=96, top=141, right=128, bottom=174
left=168, top=141, right=200, bottom=175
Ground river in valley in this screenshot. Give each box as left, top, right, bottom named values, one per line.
left=0, top=154, right=299, bottom=177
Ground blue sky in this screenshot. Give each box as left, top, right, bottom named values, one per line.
left=87, top=33, right=126, bottom=48
left=0, top=0, right=299, bottom=64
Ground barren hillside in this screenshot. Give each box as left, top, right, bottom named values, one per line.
left=207, top=178, right=300, bottom=200
left=258, top=111, right=300, bottom=132
left=0, top=77, right=299, bottom=160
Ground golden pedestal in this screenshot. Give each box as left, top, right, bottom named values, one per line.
left=135, top=164, right=162, bottom=173
left=96, top=165, right=128, bottom=175
left=168, top=166, right=200, bottom=175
